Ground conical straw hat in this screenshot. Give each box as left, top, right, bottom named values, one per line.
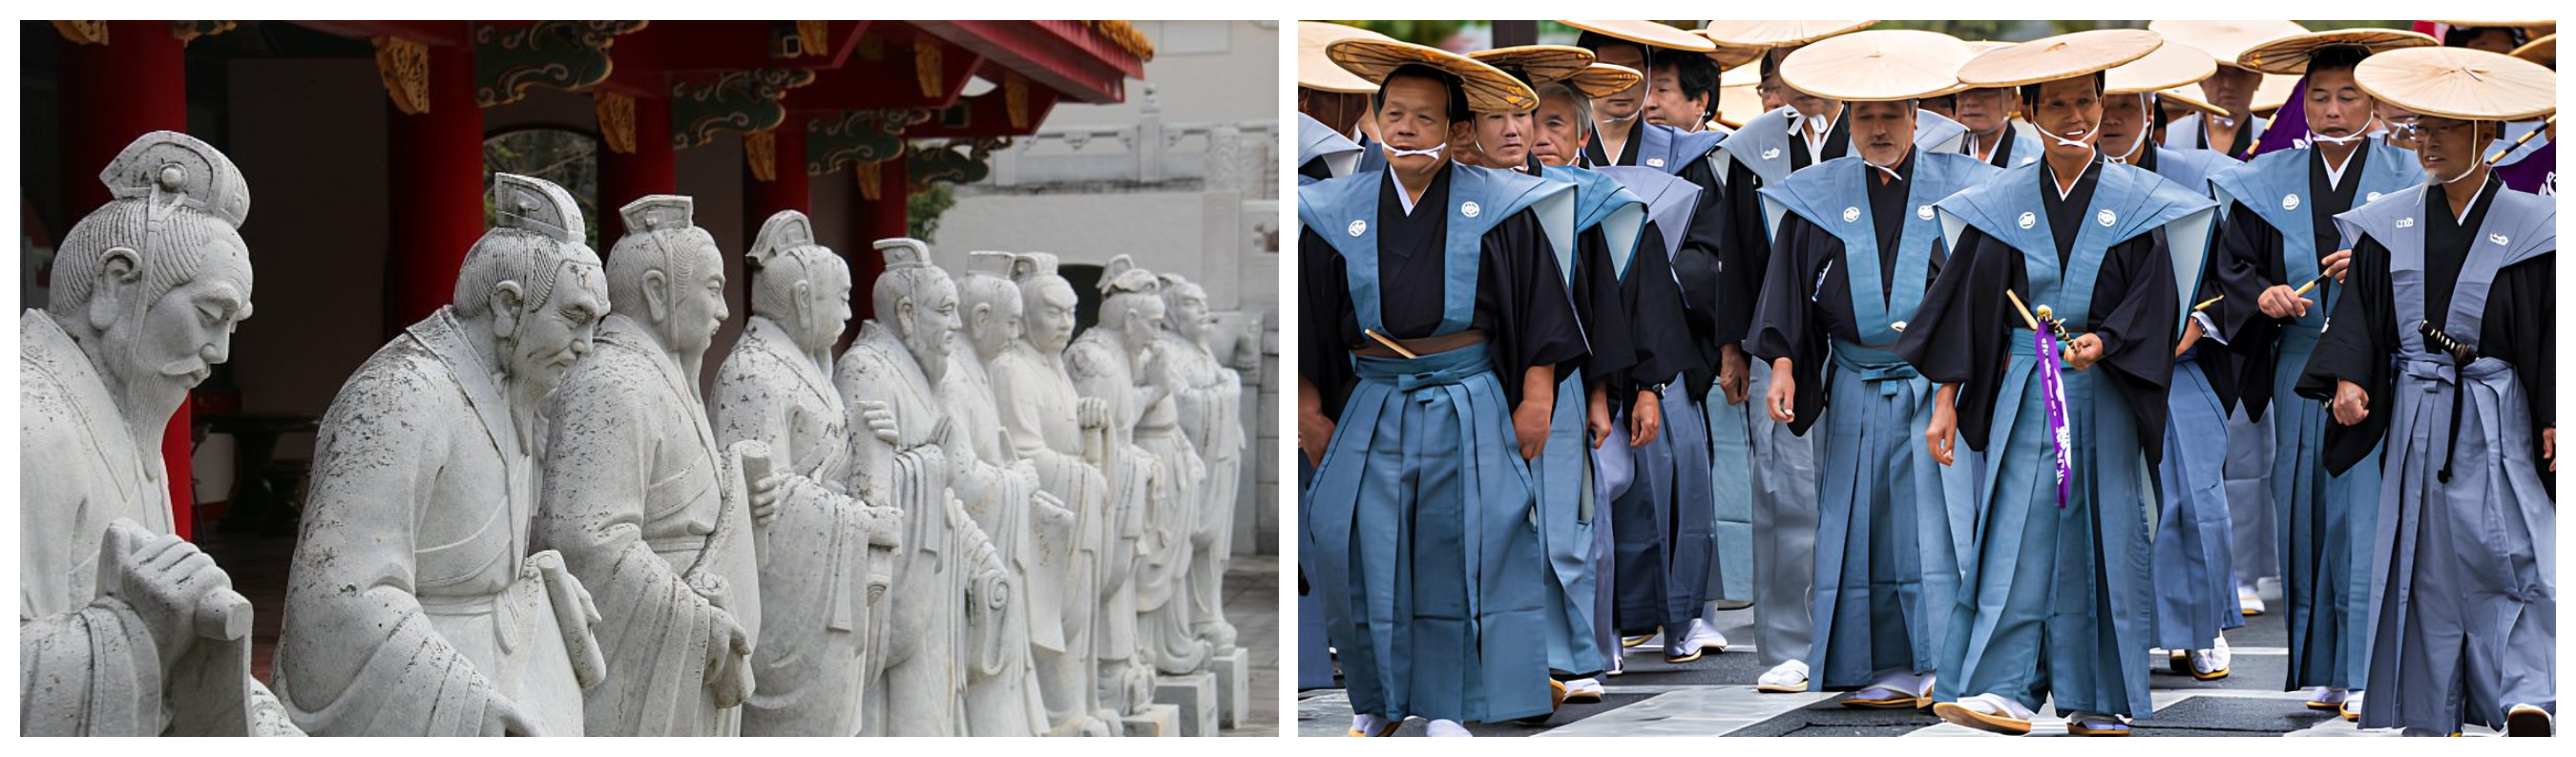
left=1327, top=36, right=1539, bottom=114
left=1299, top=22, right=1391, bottom=93
left=1696, top=20, right=1875, bottom=49
left=2106, top=38, right=2217, bottom=95
left=2352, top=46, right=2556, bottom=121
left=1565, top=62, right=1645, bottom=99
left=2511, top=33, right=2555, bottom=69
left=2147, top=20, right=2308, bottom=69
left=2237, top=28, right=2438, bottom=75
left=1778, top=30, right=1972, bottom=102
left=1560, top=20, right=1717, bottom=52
left=1957, top=29, right=2162, bottom=89
left=1469, top=45, right=1596, bottom=86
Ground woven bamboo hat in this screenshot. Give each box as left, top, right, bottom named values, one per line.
left=1566, top=63, right=1645, bottom=98
left=2237, top=29, right=2438, bottom=75
left=2147, top=20, right=2308, bottom=70
left=2352, top=46, right=2556, bottom=121
left=1469, top=45, right=1596, bottom=86
left=1957, top=29, right=2162, bottom=89
left=1560, top=20, right=1717, bottom=52
left=1778, top=30, right=1972, bottom=102
left=1299, top=22, right=1390, bottom=93
left=1327, top=36, right=1539, bottom=114
left=2106, top=38, right=2217, bottom=95
left=2511, top=34, right=2556, bottom=69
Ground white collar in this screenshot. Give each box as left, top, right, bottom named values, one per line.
left=1790, top=108, right=1841, bottom=160
left=1388, top=163, right=1427, bottom=216
left=2450, top=174, right=2495, bottom=224
left=2317, top=144, right=2357, bottom=191
left=2044, top=158, right=2097, bottom=201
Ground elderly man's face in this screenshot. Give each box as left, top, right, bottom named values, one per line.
left=810, top=258, right=855, bottom=351
left=2028, top=78, right=2104, bottom=162
left=120, top=230, right=253, bottom=406
left=1469, top=109, right=1534, bottom=167
left=1953, top=87, right=2016, bottom=135
left=1167, top=287, right=1210, bottom=341
left=1376, top=74, right=1456, bottom=173
left=2414, top=116, right=2496, bottom=184
left=2095, top=92, right=2152, bottom=161
left=1120, top=295, right=1166, bottom=355
left=966, top=280, right=1023, bottom=359
left=2303, top=66, right=2377, bottom=139
left=510, top=261, right=606, bottom=389
left=1850, top=100, right=1916, bottom=168
left=2202, top=66, right=2259, bottom=114
left=906, top=276, right=961, bottom=379
left=1644, top=64, right=1707, bottom=131
left=1532, top=95, right=1587, bottom=167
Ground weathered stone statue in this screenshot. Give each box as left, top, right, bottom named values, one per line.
left=274, top=174, right=608, bottom=736
left=990, top=252, right=1127, bottom=734
left=1157, top=274, right=1244, bottom=654
left=19, top=131, right=297, bottom=737
left=1070, top=256, right=1211, bottom=684
left=715, top=210, right=905, bottom=736
left=534, top=196, right=759, bottom=736
left=837, top=238, right=1011, bottom=737
left=942, top=251, right=1071, bottom=736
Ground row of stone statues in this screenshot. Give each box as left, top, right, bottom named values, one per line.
left=19, top=131, right=1248, bottom=737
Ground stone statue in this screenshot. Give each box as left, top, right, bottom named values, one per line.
left=941, top=251, right=1072, bottom=736
left=837, top=238, right=1011, bottom=737
left=1157, top=274, right=1244, bottom=654
left=990, top=252, right=1126, bottom=734
left=19, top=131, right=297, bottom=736
left=534, top=195, right=759, bottom=736
left=1070, top=256, right=1211, bottom=685
left=274, top=174, right=609, bottom=736
left=715, top=210, right=905, bottom=736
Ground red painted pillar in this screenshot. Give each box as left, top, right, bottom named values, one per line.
left=744, top=122, right=813, bottom=229
left=58, top=21, right=197, bottom=538
left=599, top=94, right=676, bottom=242
left=385, top=34, right=484, bottom=334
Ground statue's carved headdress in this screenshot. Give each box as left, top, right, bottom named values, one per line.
left=492, top=172, right=582, bottom=243
left=1099, top=254, right=1161, bottom=297
left=105, top=130, right=251, bottom=232
left=746, top=209, right=820, bottom=269
left=874, top=237, right=932, bottom=270
left=609, top=195, right=703, bottom=297
left=466, top=174, right=602, bottom=318
left=1010, top=251, right=1061, bottom=284
left=966, top=250, right=1016, bottom=280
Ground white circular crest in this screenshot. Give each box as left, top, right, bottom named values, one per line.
left=2098, top=209, right=2117, bottom=227
left=1842, top=206, right=1861, bottom=223
left=2017, top=211, right=2036, bottom=229
left=1348, top=220, right=1366, bottom=237
left=2282, top=194, right=2301, bottom=211
left=1917, top=204, right=1935, bottom=221
left=1461, top=201, right=1480, bottom=219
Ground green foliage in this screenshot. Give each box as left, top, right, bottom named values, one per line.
left=908, top=182, right=955, bottom=242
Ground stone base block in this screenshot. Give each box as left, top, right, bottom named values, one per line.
left=1121, top=704, right=1180, bottom=737
left=1155, top=672, right=1219, bottom=736
left=1209, top=647, right=1250, bottom=728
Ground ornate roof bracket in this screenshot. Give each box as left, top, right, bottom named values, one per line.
left=373, top=35, right=432, bottom=116
left=596, top=90, right=638, bottom=154
left=474, top=21, right=648, bottom=108
left=806, top=109, right=931, bottom=177
left=670, top=68, right=817, bottom=148
left=909, top=137, right=1011, bottom=188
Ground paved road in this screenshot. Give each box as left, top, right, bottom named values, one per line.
left=1298, top=603, right=2494, bottom=737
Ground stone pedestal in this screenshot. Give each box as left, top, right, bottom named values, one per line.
left=1155, top=672, right=1219, bottom=736
left=1209, top=647, right=1250, bottom=728
left=1121, top=704, right=1180, bottom=737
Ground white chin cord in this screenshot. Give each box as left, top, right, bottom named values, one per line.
left=2307, top=115, right=2381, bottom=147
left=2032, top=121, right=2097, bottom=152
left=2104, top=95, right=2152, bottom=165
left=1383, top=143, right=1448, bottom=159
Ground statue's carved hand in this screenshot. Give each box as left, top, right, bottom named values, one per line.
left=860, top=503, right=905, bottom=550
left=1078, top=397, right=1110, bottom=429
left=478, top=691, right=541, bottom=736
left=703, top=607, right=754, bottom=708
left=100, top=520, right=233, bottom=663
left=858, top=400, right=901, bottom=445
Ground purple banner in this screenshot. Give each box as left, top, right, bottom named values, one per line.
left=2035, top=329, right=2073, bottom=509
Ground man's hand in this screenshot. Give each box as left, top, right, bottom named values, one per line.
left=1298, top=410, right=1335, bottom=467
left=2174, top=317, right=2204, bottom=359
left=1586, top=386, right=1614, bottom=449
left=2546, top=428, right=2557, bottom=472
left=859, top=400, right=901, bottom=445
left=2321, top=248, right=2354, bottom=284
left=1514, top=398, right=1554, bottom=461
left=1926, top=384, right=1959, bottom=467
left=1629, top=390, right=1662, bottom=448
left=1718, top=345, right=1751, bottom=405
left=2331, top=379, right=2371, bottom=427
left=2257, top=284, right=2313, bottom=319
left=2062, top=333, right=2105, bottom=371
left=1766, top=358, right=1797, bottom=423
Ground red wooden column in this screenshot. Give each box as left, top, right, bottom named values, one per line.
left=58, top=20, right=198, bottom=538
left=599, top=94, right=675, bottom=242
left=745, top=123, right=813, bottom=226
left=385, top=35, right=485, bottom=333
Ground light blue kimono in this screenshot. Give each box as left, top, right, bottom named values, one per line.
left=1757, top=151, right=2000, bottom=687
left=1593, top=165, right=1711, bottom=637
left=1299, top=164, right=1578, bottom=724
left=1928, top=160, right=2218, bottom=718
left=1529, top=164, right=1645, bottom=677
left=2147, top=144, right=2247, bottom=651
left=1298, top=113, right=1364, bottom=187
left=2209, top=138, right=2419, bottom=689
left=2334, top=185, right=2555, bottom=734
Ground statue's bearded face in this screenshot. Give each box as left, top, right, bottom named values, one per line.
left=509, top=263, right=606, bottom=389
left=806, top=258, right=855, bottom=352
left=667, top=241, right=730, bottom=357
left=1167, top=286, right=1210, bottom=341
left=1024, top=279, right=1079, bottom=353
left=97, top=227, right=253, bottom=411
left=903, top=277, right=961, bottom=378
left=1120, top=294, right=1166, bottom=355
left=970, top=285, right=1023, bottom=359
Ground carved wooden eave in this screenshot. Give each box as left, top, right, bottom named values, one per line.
left=595, top=90, right=638, bottom=155
left=909, top=137, right=1010, bottom=189
left=853, top=160, right=886, bottom=201
left=1005, top=72, right=1029, bottom=130
left=914, top=38, right=945, bottom=98
left=807, top=109, right=930, bottom=177
left=744, top=129, right=780, bottom=181
left=52, top=21, right=108, bottom=45
left=372, top=35, right=433, bottom=116
left=474, top=21, right=648, bottom=108
left=173, top=21, right=237, bottom=46
left=775, top=21, right=830, bottom=59
left=671, top=68, right=817, bottom=148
